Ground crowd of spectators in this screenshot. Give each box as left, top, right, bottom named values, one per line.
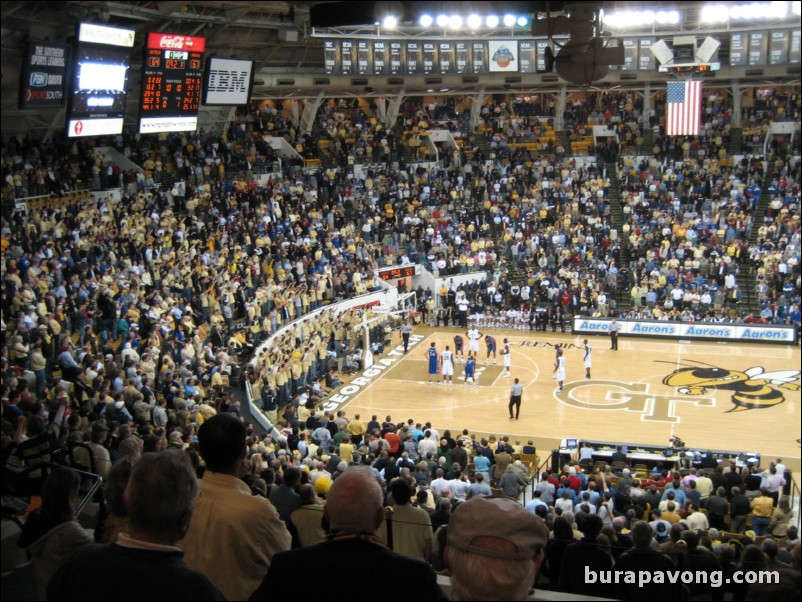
left=8, top=394, right=801, bottom=600
left=2, top=91, right=799, bottom=427
left=1, top=86, right=800, bottom=599
left=611, top=153, right=800, bottom=325
left=312, top=99, right=399, bottom=167
left=560, top=87, right=801, bottom=162
left=1, top=135, right=128, bottom=200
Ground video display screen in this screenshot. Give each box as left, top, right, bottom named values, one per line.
left=67, top=23, right=135, bottom=138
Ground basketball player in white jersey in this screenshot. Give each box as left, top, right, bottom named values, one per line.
left=501, top=338, right=511, bottom=377
left=466, top=327, right=482, bottom=359
left=554, top=347, right=566, bottom=392
left=583, top=339, right=592, bottom=379
left=440, top=345, right=455, bottom=386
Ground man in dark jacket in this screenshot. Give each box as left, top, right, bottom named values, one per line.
left=558, top=514, right=615, bottom=598
left=615, top=521, right=683, bottom=601
left=48, top=450, right=224, bottom=601
left=249, top=466, right=446, bottom=601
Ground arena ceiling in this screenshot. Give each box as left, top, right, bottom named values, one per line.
left=1, top=1, right=323, bottom=71
left=1, top=1, right=325, bottom=135
left=1, top=1, right=799, bottom=136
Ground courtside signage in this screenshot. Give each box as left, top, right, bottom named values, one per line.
left=573, top=318, right=797, bottom=344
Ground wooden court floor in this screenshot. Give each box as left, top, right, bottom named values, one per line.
left=341, top=327, right=802, bottom=472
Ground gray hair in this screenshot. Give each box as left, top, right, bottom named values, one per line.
left=448, top=545, right=538, bottom=601
left=630, top=521, right=654, bottom=549
left=125, top=450, right=198, bottom=544
left=325, top=466, right=383, bottom=533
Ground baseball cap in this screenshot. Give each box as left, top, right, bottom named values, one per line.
left=447, top=496, right=546, bottom=560
left=314, top=476, right=332, bottom=496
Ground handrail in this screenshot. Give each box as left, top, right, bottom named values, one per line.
left=532, top=454, right=552, bottom=497
left=243, top=288, right=396, bottom=436
left=792, top=476, right=801, bottom=530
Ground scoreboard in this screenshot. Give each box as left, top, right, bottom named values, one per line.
left=378, top=265, right=417, bottom=281
left=139, top=33, right=206, bottom=133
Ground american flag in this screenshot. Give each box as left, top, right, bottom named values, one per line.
left=666, top=80, right=702, bottom=136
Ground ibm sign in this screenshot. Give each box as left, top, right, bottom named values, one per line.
left=203, top=57, right=253, bottom=106
left=573, top=318, right=797, bottom=344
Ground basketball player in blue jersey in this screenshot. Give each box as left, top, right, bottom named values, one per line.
left=484, top=335, right=497, bottom=365
left=453, top=334, right=465, bottom=363
left=464, top=356, right=477, bottom=387
left=426, top=342, right=439, bottom=385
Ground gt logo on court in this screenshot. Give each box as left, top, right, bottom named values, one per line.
left=557, top=381, right=715, bottom=424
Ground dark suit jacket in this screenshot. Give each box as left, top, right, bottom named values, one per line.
left=249, top=537, right=447, bottom=601
left=611, top=451, right=629, bottom=465
left=558, top=538, right=615, bottom=598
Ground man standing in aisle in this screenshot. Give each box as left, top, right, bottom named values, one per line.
left=582, top=339, right=592, bottom=379
left=509, top=377, right=524, bottom=420
left=609, top=318, right=620, bottom=350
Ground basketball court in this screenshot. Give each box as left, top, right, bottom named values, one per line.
left=341, top=326, right=802, bottom=471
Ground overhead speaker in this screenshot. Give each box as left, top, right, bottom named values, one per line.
left=555, top=38, right=624, bottom=85
left=696, top=37, right=721, bottom=63
left=650, top=39, right=673, bottom=65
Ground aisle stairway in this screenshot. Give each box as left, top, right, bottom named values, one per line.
left=736, top=167, right=777, bottom=315
left=473, top=132, right=492, bottom=158
left=747, top=168, right=776, bottom=246
left=736, top=264, right=760, bottom=315
left=605, top=162, right=632, bottom=313
left=555, top=130, right=572, bottom=157
left=728, top=127, right=743, bottom=155
left=640, top=127, right=654, bottom=155
left=316, top=141, right=336, bottom=169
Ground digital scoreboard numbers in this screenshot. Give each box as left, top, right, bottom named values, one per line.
left=139, top=33, right=206, bottom=133
left=378, top=265, right=416, bottom=281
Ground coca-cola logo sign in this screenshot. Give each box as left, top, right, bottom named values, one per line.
left=147, top=33, right=206, bottom=52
